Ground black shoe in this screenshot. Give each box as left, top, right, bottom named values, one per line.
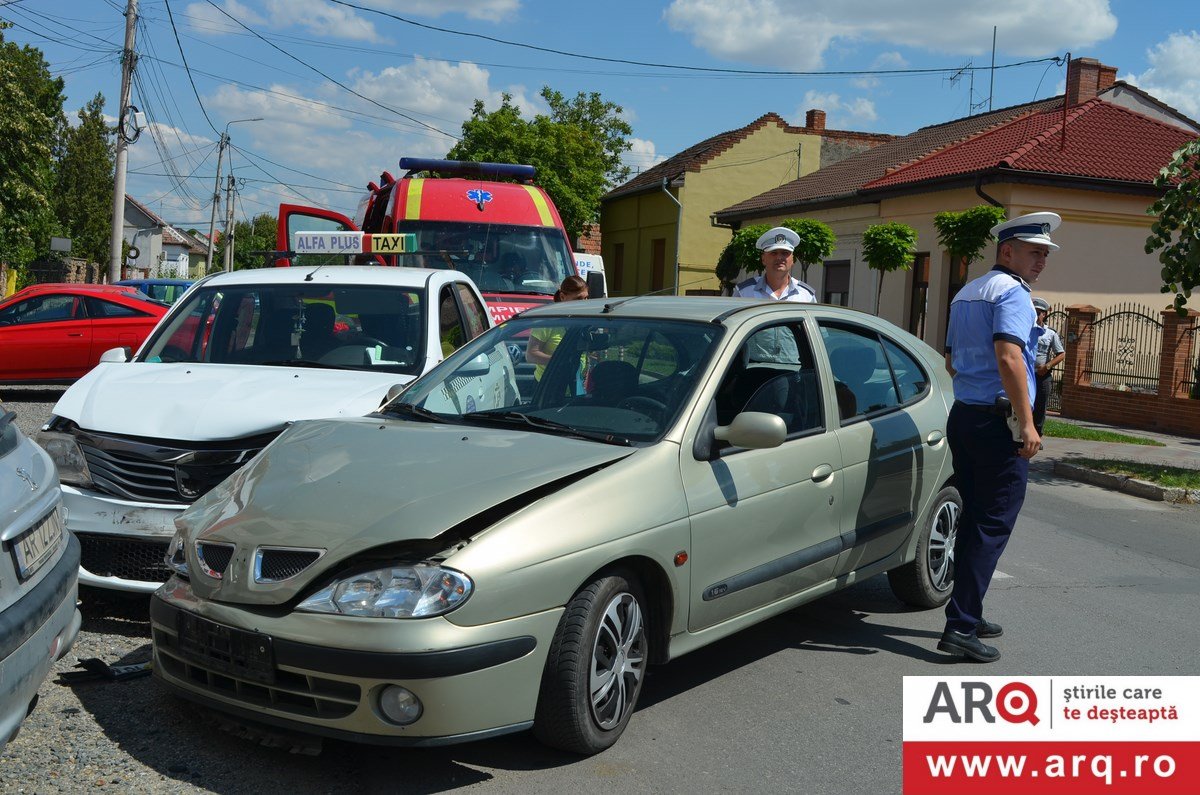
left=976, top=619, right=1003, bottom=639
left=938, top=630, right=1001, bottom=662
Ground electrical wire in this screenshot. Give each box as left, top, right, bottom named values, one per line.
left=163, top=0, right=218, bottom=134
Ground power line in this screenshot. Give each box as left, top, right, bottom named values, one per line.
left=162, top=0, right=217, bottom=134
left=229, top=143, right=361, bottom=190
left=228, top=145, right=321, bottom=205
left=199, top=0, right=458, bottom=140
left=326, top=0, right=1062, bottom=78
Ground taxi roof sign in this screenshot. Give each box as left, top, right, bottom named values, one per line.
left=367, top=233, right=416, bottom=254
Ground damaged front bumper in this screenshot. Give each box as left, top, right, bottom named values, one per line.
left=62, top=485, right=182, bottom=592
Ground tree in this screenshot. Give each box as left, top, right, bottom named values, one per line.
left=215, top=213, right=278, bottom=271
left=0, top=25, right=65, bottom=273
left=861, top=222, right=918, bottom=314
left=54, top=93, right=115, bottom=266
left=446, top=87, right=632, bottom=244
left=1145, top=138, right=1200, bottom=316
left=781, top=218, right=837, bottom=282
left=934, top=205, right=1007, bottom=269
left=714, top=224, right=770, bottom=293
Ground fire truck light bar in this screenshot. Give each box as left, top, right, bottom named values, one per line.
left=398, top=158, right=537, bottom=182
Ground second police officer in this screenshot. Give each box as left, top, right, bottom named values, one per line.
left=939, top=212, right=1058, bottom=662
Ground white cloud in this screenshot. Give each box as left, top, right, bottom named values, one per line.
left=263, top=0, right=380, bottom=42
left=797, top=90, right=878, bottom=129
left=664, top=0, right=1117, bottom=68
left=183, top=0, right=266, bottom=35
left=623, top=137, right=665, bottom=173
left=1123, top=31, right=1200, bottom=119
left=368, top=0, right=521, bottom=23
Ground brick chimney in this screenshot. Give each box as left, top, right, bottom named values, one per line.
left=805, top=109, right=826, bottom=132
left=1066, top=57, right=1118, bottom=106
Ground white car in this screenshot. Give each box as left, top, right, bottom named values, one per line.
left=1, top=404, right=80, bottom=747
left=36, top=266, right=492, bottom=593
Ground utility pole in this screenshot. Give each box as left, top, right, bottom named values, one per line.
left=204, top=133, right=227, bottom=274
left=107, top=0, right=138, bottom=284
left=222, top=174, right=236, bottom=272
left=989, top=26, right=997, bottom=112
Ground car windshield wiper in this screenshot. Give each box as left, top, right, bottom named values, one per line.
left=462, top=410, right=631, bottom=446
left=378, top=402, right=453, bottom=423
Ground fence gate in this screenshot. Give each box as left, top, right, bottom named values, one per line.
left=1045, top=305, right=1068, bottom=412
left=1082, top=302, right=1163, bottom=394
left=1185, top=322, right=1200, bottom=400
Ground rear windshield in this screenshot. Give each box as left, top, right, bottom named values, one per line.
left=139, top=283, right=426, bottom=375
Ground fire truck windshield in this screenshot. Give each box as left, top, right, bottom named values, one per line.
left=391, top=221, right=574, bottom=297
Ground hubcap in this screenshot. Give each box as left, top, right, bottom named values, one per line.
left=589, top=592, right=646, bottom=730
left=927, top=499, right=959, bottom=591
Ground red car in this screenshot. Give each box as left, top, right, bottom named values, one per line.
left=0, top=284, right=169, bottom=384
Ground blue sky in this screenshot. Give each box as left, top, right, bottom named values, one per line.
left=5, top=0, right=1198, bottom=230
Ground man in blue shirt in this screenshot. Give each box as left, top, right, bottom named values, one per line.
left=733, top=227, right=816, bottom=363
left=939, top=211, right=1058, bottom=662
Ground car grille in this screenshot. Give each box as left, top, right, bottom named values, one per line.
left=154, top=628, right=360, bottom=720
left=74, top=428, right=279, bottom=504
left=255, top=548, right=323, bottom=583
left=196, top=542, right=234, bottom=578
left=78, top=533, right=173, bottom=583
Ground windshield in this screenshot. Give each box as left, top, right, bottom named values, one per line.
left=139, top=282, right=427, bottom=375
left=390, top=220, right=575, bottom=298
left=389, top=315, right=722, bottom=444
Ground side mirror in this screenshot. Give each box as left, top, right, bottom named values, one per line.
left=456, top=352, right=491, bottom=377
left=713, top=411, right=786, bottom=449
left=383, top=383, right=408, bottom=404
left=586, top=270, right=606, bottom=299
left=99, top=347, right=130, bottom=364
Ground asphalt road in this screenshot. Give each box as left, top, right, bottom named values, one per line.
left=3, top=386, right=1198, bottom=794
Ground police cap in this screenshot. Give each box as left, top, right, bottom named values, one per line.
left=756, top=226, right=801, bottom=253
left=991, top=212, right=1061, bottom=251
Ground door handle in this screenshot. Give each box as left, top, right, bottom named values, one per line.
left=811, top=464, right=834, bottom=482
left=926, top=430, right=945, bottom=446
left=67, top=332, right=84, bottom=337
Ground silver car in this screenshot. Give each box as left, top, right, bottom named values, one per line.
left=151, top=297, right=959, bottom=754
left=1, top=403, right=80, bottom=747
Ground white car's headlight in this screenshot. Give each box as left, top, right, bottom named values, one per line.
left=165, top=531, right=189, bottom=578
left=297, top=564, right=472, bottom=618
left=35, top=430, right=92, bottom=486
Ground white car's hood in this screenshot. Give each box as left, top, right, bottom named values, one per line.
left=53, top=362, right=413, bottom=441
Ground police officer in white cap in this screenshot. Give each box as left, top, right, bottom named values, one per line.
left=732, top=226, right=816, bottom=302
left=939, top=211, right=1059, bottom=663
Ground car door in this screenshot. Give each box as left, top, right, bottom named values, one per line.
left=276, top=204, right=372, bottom=268
left=0, top=293, right=91, bottom=380
left=681, top=320, right=844, bottom=632
left=84, top=296, right=157, bottom=362
left=814, top=319, right=933, bottom=575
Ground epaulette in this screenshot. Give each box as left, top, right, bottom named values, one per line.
left=736, top=277, right=758, bottom=291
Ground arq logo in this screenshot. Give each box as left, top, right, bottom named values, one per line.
left=923, top=680, right=1040, bottom=725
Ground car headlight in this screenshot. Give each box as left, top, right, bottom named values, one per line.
left=34, top=430, right=93, bottom=486
left=297, top=564, right=472, bottom=619
left=165, top=531, right=189, bottom=578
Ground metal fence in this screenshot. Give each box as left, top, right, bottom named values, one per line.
left=1045, top=305, right=1068, bottom=411
left=1081, top=302, right=1163, bottom=394
left=1185, top=322, right=1200, bottom=399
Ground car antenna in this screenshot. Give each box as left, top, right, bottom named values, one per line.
left=601, top=284, right=677, bottom=314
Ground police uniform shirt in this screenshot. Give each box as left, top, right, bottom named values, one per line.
left=945, top=266, right=1043, bottom=405
left=1035, top=325, right=1064, bottom=368
left=733, top=274, right=816, bottom=303
left=733, top=275, right=814, bottom=363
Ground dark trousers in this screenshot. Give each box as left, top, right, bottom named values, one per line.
left=1032, top=372, right=1053, bottom=435
left=945, top=402, right=1029, bottom=635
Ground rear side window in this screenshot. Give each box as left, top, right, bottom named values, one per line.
left=881, top=336, right=930, bottom=402
left=86, top=297, right=149, bottom=318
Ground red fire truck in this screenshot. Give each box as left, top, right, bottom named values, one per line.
left=277, top=158, right=600, bottom=324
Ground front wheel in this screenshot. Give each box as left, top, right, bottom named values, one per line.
left=888, top=485, right=960, bottom=608
left=533, top=571, right=648, bottom=754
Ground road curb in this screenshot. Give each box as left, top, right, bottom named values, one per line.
left=1054, top=461, right=1195, bottom=504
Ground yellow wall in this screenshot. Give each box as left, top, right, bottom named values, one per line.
left=736, top=183, right=1170, bottom=351
left=602, top=121, right=824, bottom=296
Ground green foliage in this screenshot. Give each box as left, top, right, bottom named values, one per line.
left=1145, top=139, right=1200, bottom=316
left=781, top=218, right=836, bottom=281
left=714, top=224, right=769, bottom=291
left=861, top=222, right=918, bottom=313
left=934, top=205, right=1007, bottom=265
left=54, top=93, right=114, bottom=266
left=0, top=26, right=66, bottom=271
left=215, top=213, right=278, bottom=271
left=446, top=87, right=632, bottom=244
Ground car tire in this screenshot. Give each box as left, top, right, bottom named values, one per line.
left=533, top=570, right=648, bottom=755
left=887, top=485, right=960, bottom=608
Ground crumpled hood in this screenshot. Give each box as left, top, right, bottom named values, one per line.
left=177, top=416, right=632, bottom=605
left=53, top=362, right=411, bottom=440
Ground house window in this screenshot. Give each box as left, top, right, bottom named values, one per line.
left=944, top=254, right=969, bottom=336
left=613, top=243, right=625, bottom=292
left=823, top=260, right=850, bottom=306
left=908, top=252, right=930, bottom=338
left=651, top=238, right=666, bottom=292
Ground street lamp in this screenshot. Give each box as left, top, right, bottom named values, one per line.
left=205, top=117, right=263, bottom=273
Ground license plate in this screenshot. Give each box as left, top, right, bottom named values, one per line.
left=176, top=612, right=275, bottom=685
left=12, top=510, right=63, bottom=580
